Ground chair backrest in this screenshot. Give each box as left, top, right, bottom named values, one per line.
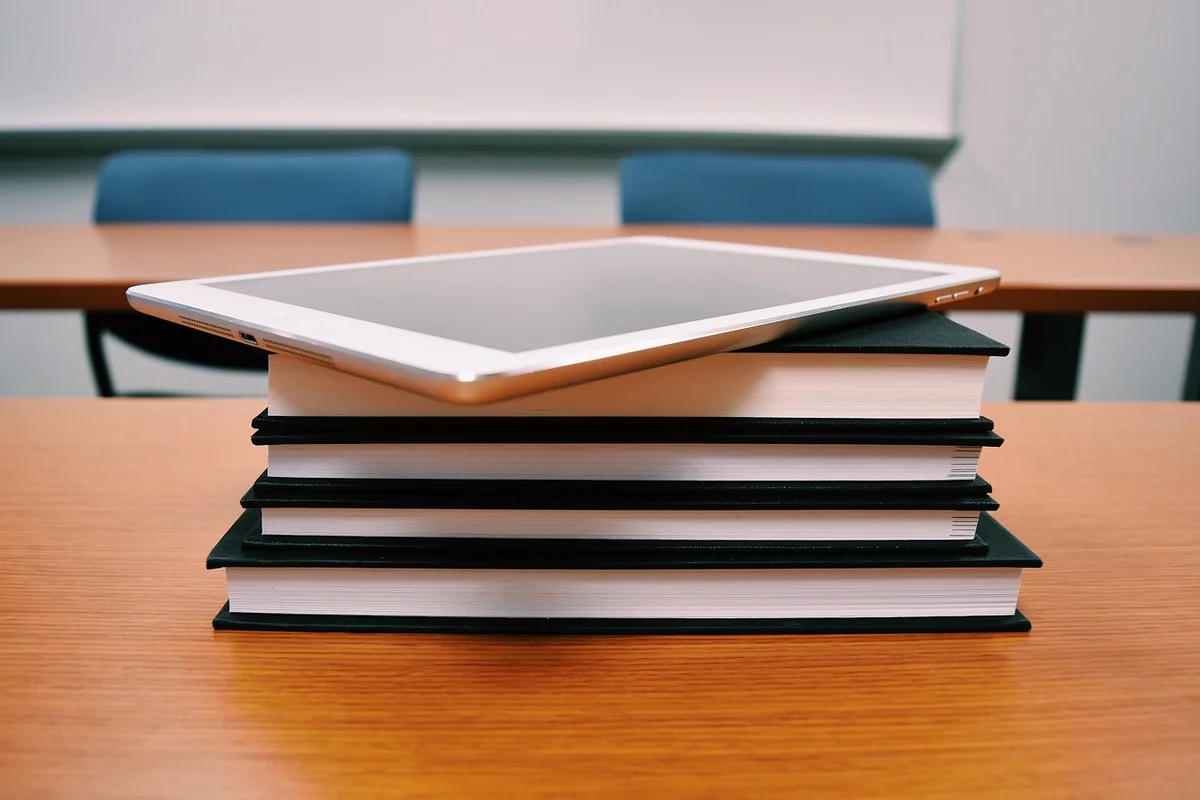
left=619, top=152, right=935, bottom=226
left=94, top=148, right=414, bottom=223
left=87, top=148, right=414, bottom=396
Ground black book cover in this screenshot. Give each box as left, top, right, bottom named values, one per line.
left=739, top=309, right=1009, bottom=356
left=243, top=472, right=997, bottom=511
left=233, top=505, right=991, bottom=556
left=208, top=510, right=1039, bottom=571
left=209, top=510, right=1039, bottom=634
left=250, top=412, right=1004, bottom=446
left=212, top=602, right=1032, bottom=635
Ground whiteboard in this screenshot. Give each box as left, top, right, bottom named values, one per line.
left=0, top=0, right=960, bottom=139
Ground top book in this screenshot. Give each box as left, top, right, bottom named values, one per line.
left=267, top=311, right=1008, bottom=420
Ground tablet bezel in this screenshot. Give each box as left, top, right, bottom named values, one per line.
left=126, top=236, right=1000, bottom=403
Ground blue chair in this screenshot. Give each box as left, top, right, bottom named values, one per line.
left=619, top=152, right=935, bottom=226
left=89, top=149, right=415, bottom=396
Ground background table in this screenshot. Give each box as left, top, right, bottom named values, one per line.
left=3, top=224, right=1199, bottom=312
left=3, top=224, right=1199, bottom=402
left=1, top=399, right=1197, bottom=798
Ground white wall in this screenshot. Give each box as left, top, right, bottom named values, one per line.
left=939, top=0, right=1200, bottom=233
left=2, top=0, right=1198, bottom=399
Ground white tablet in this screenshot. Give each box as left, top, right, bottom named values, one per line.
left=126, top=236, right=999, bottom=404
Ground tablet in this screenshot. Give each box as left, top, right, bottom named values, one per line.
left=126, top=236, right=1000, bottom=404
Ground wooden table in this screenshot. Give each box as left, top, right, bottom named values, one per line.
left=4, top=224, right=1199, bottom=401
left=1, top=399, right=1197, bottom=798
left=3, top=224, right=1199, bottom=313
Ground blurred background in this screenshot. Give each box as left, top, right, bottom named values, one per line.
left=0, top=0, right=1197, bottom=399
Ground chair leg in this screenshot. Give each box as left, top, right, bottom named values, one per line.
left=1184, top=314, right=1200, bottom=401
left=84, top=313, right=117, bottom=398
left=1014, top=313, right=1086, bottom=400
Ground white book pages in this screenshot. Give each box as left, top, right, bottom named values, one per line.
left=266, top=443, right=982, bottom=481
left=260, top=508, right=980, bottom=541
left=267, top=353, right=988, bottom=419
left=226, top=567, right=1023, bottom=618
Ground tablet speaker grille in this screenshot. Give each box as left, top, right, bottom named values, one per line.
left=261, top=338, right=334, bottom=363
left=178, top=315, right=234, bottom=338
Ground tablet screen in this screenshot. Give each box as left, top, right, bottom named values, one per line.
left=211, top=242, right=939, bottom=353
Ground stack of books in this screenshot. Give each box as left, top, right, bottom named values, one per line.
left=207, top=310, right=1041, bottom=634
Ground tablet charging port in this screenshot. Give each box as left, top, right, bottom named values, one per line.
left=239, top=332, right=257, bottom=344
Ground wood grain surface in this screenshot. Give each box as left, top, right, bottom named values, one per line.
left=2, top=224, right=1199, bottom=312
left=1, top=400, right=1198, bottom=799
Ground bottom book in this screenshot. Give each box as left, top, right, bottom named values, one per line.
left=213, top=602, right=1031, bottom=634
left=207, top=509, right=1040, bottom=633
